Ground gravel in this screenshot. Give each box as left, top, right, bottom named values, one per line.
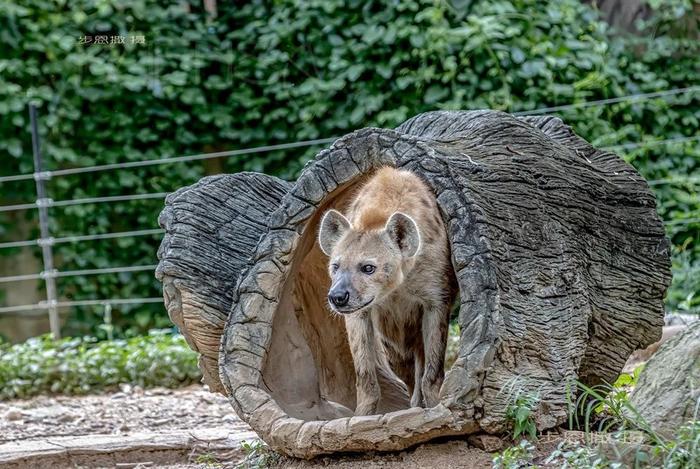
left=0, top=384, right=248, bottom=445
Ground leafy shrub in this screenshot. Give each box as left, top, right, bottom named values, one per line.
left=506, top=390, right=540, bottom=440
left=237, top=440, right=280, bottom=469
left=493, top=439, right=536, bottom=469
left=0, top=330, right=200, bottom=400
left=569, top=380, right=700, bottom=468
left=0, top=0, right=697, bottom=335
left=544, top=441, right=623, bottom=469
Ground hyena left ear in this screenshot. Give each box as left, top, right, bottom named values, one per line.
left=385, top=212, right=421, bottom=258
left=318, top=209, right=351, bottom=256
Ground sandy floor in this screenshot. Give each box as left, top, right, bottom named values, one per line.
left=0, top=384, right=247, bottom=444
left=0, top=385, right=563, bottom=468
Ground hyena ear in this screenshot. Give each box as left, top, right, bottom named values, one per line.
left=385, top=212, right=421, bottom=258
left=318, top=209, right=351, bottom=256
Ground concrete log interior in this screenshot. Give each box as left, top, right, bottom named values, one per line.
left=156, top=110, right=671, bottom=458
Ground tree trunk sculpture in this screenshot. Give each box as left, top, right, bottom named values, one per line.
left=156, top=110, right=671, bottom=458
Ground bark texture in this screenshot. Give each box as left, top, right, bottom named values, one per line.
left=157, top=110, right=671, bottom=458
left=156, top=173, right=291, bottom=392
left=630, top=322, right=700, bottom=436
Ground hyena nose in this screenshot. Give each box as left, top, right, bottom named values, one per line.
left=329, top=291, right=349, bottom=307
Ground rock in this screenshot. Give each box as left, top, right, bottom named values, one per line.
left=467, top=434, right=505, bottom=452
left=665, top=313, right=700, bottom=326
left=56, top=413, right=76, bottom=423
left=5, top=408, right=23, bottom=421
left=623, top=324, right=688, bottom=373
left=630, top=321, right=700, bottom=436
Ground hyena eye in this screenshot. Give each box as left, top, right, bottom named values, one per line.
left=331, top=263, right=339, bottom=273
left=360, top=264, right=376, bottom=275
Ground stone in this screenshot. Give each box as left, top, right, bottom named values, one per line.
left=5, top=409, right=23, bottom=421
left=467, top=434, right=505, bottom=452
left=630, top=321, right=700, bottom=436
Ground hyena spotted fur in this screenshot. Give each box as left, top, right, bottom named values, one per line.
left=318, top=166, right=455, bottom=415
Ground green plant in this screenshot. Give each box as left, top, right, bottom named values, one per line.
left=569, top=380, right=700, bottom=468
left=237, top=440, right=279, bottom=469
left=492, top=439, right=536, bottom=469
left=506, top=390, right=540, bottom=440
left=571, top=381, right=657, bottom=439
left=0, top=329, right=200, bottom=399
left=444, top=321, right=460, bottom=368
left=194, top=452, right=222, bottom=468
left=613, top=365, right=644, bottom=389
left=664, top=419, right=700, bottom=469
left=544, top=441, right=622, bottom=469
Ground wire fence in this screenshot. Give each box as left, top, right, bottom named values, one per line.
left=1, top=88, right=699, bottom=335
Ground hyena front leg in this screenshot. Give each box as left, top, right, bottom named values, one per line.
left=411, top=351, right=424, bottom=407
left=345, top=312, right=380, bottom=415
left=420, top=302, right=450, bottom=407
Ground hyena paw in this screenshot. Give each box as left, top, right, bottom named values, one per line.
left=355, top=400, right=378, bottom=416
left=410, top=387, right=423, bottom=408
left=421, top=382, right=441, bottom=408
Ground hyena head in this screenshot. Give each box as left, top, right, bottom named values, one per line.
left=318, top=209, right=421, bottom=314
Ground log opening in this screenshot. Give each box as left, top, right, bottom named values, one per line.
left=262, top=169, right=466, bottom=422
left=262, top=179, right=363, bottom=421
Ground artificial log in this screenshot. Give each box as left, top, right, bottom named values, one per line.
left=156, top=110, right=671, bottom=458
left=156, top=173, right=290, bottom=393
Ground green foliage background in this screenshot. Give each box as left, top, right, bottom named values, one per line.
left=0, top=0, right=698, bottom=337
left=0, top=331, right=199, bottom=399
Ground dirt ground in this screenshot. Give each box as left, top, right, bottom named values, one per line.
left=0, top=384, right=247, bottom=444
left=0, top=384, right=564, bottom=468
left=0, top=384, right=254, bottom=467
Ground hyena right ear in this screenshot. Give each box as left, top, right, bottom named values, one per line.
left=318, top=209, right=351, bottom=256
left=385, top=212, right=421, bottom=258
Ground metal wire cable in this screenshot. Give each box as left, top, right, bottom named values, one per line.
left=0, top=131, right=696, bottom=248
left=0, top=272, right=43, bottom=283
left=0, top=239, right=39, bottom=249
left=0, top=85, right=697, bottom=185
left=0, top=228, right=164, bottom=250
left=0, top=138, right=338, bottom=183
left=0, top=297, right=163, bottom=315
left=0, top=132, right=697, bottom=216
left=512, top=85, right=700, bottom=116
left=0, top=264, right=158, bottom=284
left=666, top=217, right=700, bottom=226
left=51, top=228, right=165, bottom=245
left=648, top=177, right=700, bottom=187
left=0, top=202, right=37, bottom=213
left=603, top=134, right=700, bottom=152
left=52, top=192, right=168, bottom=207
left=53, top=264, right=157, bottom=278
left=0, top=192, right=168, bottom=213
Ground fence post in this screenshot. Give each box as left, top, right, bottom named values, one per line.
left=29, top=104, right=60, bottom=339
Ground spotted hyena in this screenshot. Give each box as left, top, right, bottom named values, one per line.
left=318, top=166, right=454, bottom=415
